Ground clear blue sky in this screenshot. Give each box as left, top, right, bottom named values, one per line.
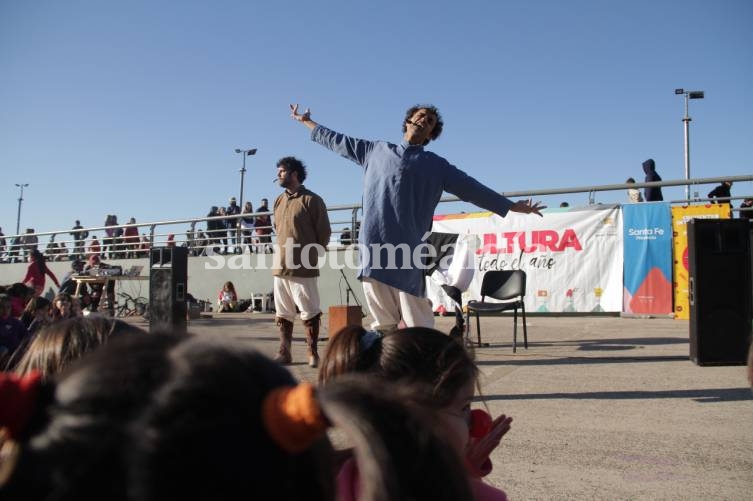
left=1, top=0, right=751, bottom=237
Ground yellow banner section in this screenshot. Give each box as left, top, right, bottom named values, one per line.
left=671, top=204, right=730, bottom=319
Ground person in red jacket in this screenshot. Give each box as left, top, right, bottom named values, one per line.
left=22, top=250, right=60, bottom=296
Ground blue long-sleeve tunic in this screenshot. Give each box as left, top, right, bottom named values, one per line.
left=312, top=125, right=514, bottom=297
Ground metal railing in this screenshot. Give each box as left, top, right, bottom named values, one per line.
left=1, top=174, right=751, bottom=264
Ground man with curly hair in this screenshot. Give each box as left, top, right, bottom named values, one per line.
left=290, top=103, right=544, bottom=333
left=272, top=156, right=331, bottom=367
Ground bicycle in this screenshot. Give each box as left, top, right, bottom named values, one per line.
left=116, top=292, right=149, bottom=318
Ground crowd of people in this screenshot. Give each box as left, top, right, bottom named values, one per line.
left=1, top=305, right=516, bottom=501
left=0, top=199, right=276, bottom=264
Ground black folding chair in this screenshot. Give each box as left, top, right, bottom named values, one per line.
left=466, top=270, right=528, bottom=351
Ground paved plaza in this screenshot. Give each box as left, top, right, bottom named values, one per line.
left=126, top=312, right=752, bottom=500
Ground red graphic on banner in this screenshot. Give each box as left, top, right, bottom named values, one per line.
left=477, top=229, right=583, bottom=254
left=629, top=267, right=673, bottom=314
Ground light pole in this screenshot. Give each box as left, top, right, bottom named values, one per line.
left=674, top=88, right=705, bottom=200
left=234, top=148, right=257, bottom=252
left=15, top=183, right=29, bottom=235
left=234, top=148, right=257, bottom=210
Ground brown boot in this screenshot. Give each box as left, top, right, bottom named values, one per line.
left=274, top=317, right=294, bottom=364
left=303, top=313, right=322, bottom=368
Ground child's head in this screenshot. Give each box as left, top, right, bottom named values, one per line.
left=320, top=326, right=479, bottom=454
left=320, top=326, right=477, bottom=406
left=51, top=293, right=73, bottom=319
left=13, top=317, right=146, bottom=380
left=22, top=296, right=51, bottom=321
left=1, top=333, right=473, bottom=501
left=223, top=281, right=235, bottom=291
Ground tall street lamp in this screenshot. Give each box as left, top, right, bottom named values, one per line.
left=234, top=148, right=257, bottom=251
left=15, top=183, right=29, bottom=235
left=674, top=88, right=705, bottom=200
left=234, top=148, right=258, bottom=210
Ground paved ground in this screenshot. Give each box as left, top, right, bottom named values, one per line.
left=127, top=312, right=753, bottom=500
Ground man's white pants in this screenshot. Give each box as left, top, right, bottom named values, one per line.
left=273, top=276, right=321, bottom=322
left=362, top=277, right=434, bottom=332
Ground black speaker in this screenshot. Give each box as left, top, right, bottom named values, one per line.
left=149, top=247, right=188, bottom=333
left=688, top=219, right=752, bottom=365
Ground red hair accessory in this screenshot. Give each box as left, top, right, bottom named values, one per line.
left=469, top=408, right=493, bottom=438
left=262, top=383, right=328, bottom=454
left=0, top=371, right=43, bottom=439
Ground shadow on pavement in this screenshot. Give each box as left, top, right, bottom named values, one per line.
left=481, top=387, right=753, bottom=403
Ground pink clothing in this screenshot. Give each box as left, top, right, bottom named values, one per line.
left=22, top=264, right=59, bottom=291
left=218, top=289, right=238, bottom=303
left=335, top=457, right=360, bottom=501
left=336, top=457, right=508, bottom=501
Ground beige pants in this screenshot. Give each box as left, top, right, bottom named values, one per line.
left=362, top=277, right=434, bottom=332
left=273, top=276, right=322, bottom=322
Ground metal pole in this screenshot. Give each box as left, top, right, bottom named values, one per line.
left=682, top=93, right=692, bottom=201
left=15, top=183, right=28, bottom=235
left=238, top=154, right=246, bottom=253
left=239, top=154, right=246, bottom=210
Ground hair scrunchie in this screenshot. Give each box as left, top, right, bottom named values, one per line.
left=0, top=372, right=43, bottom=440
left=262, top=383, right=328, bottom=454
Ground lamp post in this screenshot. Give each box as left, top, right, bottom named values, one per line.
left=674, top=88, right=705, bottom=200
left=15, top=183, right=29, bottom=235
left=234, top=148, right=257, bottom=252
left=234, top=148, right=257, bottom=210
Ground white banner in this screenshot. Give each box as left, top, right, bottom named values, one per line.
left=429, top=206, right=624, bottom=313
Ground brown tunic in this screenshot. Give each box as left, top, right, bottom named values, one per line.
left=272, top=186, right=331, bottom=278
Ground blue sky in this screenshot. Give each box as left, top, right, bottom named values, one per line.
left=1, top=0, right=751, bottom=237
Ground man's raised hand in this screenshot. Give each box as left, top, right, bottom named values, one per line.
left=289, top=103, right=311, bottom=122
left=511, top=198, right=546, bottom=217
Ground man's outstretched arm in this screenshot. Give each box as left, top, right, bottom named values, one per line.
left=290, top=103, right=318, bottom=130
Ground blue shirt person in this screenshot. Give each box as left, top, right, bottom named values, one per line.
left=290, top=103, right=545, bottom=331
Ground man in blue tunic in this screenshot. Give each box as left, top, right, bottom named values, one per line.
left=290, top=103, right=545, bottom=332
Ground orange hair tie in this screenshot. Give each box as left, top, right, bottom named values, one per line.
left=262, top=383, right=328, bottom=453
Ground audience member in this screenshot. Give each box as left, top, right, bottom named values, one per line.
left=22, top=250, right=60, bottom=297
left=2, top=283, right=33, bottom=318
left=70, top=220, right=89, bottom=259
left=255, top=198, right=273, bottom=253
left=205, top=206, right=223, bottom=254
left=626, top=177, right=643, bottom=202
left=226, top=197, right=242, bottom=253
left=139, top=234, right=151, bottom=257
left=739, top=198, right=753, bottom=220
left=240, top=201, right=255, bottom=253
left=320, top=326, right=513, bottom=501
left=217, top=281, right=238, bottom=312
left=194, top=228, right=208, bottom=256
left=0, top=334, right=472, bottom=501
left=642, top=158, right=663, bottom=201
left=22, top=229, right=39, bottom=261
left=123, top=217, right=140, bottom=258
left=19, top=296, right=51, bottom=336
left=51, top=292, right=79, bottom=322
left=0, top=294, right=29, bottom=367
left=708, top=181, right=733, bottom=212
left=8, top=236, right=22, bottom=263
left=88, top=235, right=101, bottom=259
left=0, top=228, right=5, bottom=262
left=340, top=227, right=353, bottom=246
left=83, top=254, right=115, bottom=313
left=12, top=316, right=146, bottom=380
